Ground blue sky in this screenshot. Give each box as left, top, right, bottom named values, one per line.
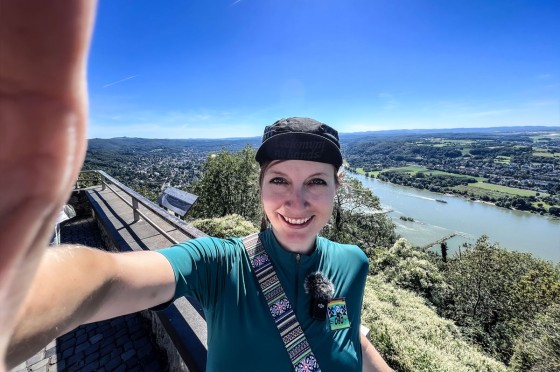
left=87, top=0, right=559, bottom=139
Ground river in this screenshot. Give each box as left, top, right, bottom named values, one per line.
left=352, top=174, right=560, bottom=263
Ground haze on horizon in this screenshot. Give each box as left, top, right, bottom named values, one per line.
left=88, top=0, right=559, bottom=139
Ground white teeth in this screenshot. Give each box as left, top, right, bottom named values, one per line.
left=283, top=216, right=311, bottom=225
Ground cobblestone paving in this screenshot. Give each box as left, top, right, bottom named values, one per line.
left=10, top=216, right=168, bottom=372
left=59, top=215, right=107, bottom=248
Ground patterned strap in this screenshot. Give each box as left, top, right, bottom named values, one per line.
left=242, top=233, right=321, bottom=372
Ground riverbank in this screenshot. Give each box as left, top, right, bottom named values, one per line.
left=350, top=167, right=560, bottom=219
left=352, top=173, right=560, bottom=263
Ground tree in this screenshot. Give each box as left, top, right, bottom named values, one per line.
left=440, top=241, right=448, bottom=263
left=510, top=304, right=560, bottom=372
left=549, top=206, right=560, bottom=216
left=322, top=175, right=397, bottom=253
left=444, top=236, right=560, bottom=362
left=188, top=146, right=261, bottom=224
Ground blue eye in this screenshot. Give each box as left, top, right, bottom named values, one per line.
left=309, top=178, right=327, bottom=186
left=270, top=177, right=287, bottom=185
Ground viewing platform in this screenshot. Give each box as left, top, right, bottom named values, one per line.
left=11, top=171, right=209, bottom=372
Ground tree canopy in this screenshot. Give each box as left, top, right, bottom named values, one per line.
left=188, top=146, right=261, bottom=225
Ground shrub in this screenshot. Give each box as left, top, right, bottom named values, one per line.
left=371, top=239, right=449, bottom=305
left=362, top=276, right=506, bottom=372
left=510, top=304, right=560, bottom=371
left=444, top=236, right=560, bottom=362
left=190, top=214, right=258, bottom=239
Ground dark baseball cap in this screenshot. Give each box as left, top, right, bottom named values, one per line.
left=255, top=117, right=343, bottom=168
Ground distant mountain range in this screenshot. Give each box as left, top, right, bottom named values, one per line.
left=338, top=126, right=560, bottom=140
left=87, top=136, right=262, bottom=152
left=88, top=126, right=560, bottom=152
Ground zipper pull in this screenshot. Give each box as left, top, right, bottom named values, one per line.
left=296, top=254, right=301, bottom=264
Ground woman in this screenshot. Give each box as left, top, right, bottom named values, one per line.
left=7, top=118, right=391, bottom=371
left=153, top=117, right=387, bottom=371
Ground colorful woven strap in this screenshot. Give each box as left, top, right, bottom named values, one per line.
left=242, top=233, right=321, bottom=372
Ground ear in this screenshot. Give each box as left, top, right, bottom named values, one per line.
left=336, top=169, right=344, bottom=190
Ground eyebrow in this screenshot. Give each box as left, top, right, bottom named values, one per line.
left=267, top=170, right=329, bottom=178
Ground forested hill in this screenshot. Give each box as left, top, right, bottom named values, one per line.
left=338, top=125, right=560, bottom=140
left=87, top=136, right=261, bottom=152
left=88, top=125, right=560, bottom=151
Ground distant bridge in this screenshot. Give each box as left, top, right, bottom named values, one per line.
left=420, top=233, right=459, bottom=251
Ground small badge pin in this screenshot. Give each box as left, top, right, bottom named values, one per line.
left=327, top=298, right=350, bottom=331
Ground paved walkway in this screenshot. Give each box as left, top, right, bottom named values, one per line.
left=10, top=216, right=168, bottom=372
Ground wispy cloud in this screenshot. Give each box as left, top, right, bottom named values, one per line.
left=230, top=0, right=243, bottom=6
left=377, top=92, right=398, bottom=110
left=536, top=73, right=553, bottom=80
left=525, top=99, right=558, bottom=108
left=466, top=109, right=513, bottom=118
left=103, top=75, right=139, bottom=88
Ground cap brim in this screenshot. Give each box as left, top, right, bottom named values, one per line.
left=255, top=132, right=342, bottom=167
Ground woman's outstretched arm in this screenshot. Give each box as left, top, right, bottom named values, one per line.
left=6, top=246, right=175, bottom=369
left=361, top=334, right=393, bottom=372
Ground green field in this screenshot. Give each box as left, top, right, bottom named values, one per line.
left=428, top=139, right=474, bottom=146
left=467, top=182, right=542, bottom=197
left=383, top=165, right=426, bottom=173
left=383, top=166, right=485, bottom=181
left=354, top=167, right=383, bottom=177
left=532, top=201, right=553, bottom=211
left=420, top=170, right=485, bottom=181
left=495, top=156, right=511, bottom=164
left=533, top=151, right=560, bottom=158
left=531, top=135, right=560, bottom=142
left=356, top=166, right=486, bottom=181
left=355, top=166, right=425, bottom=178
left=452, top=185, right=502, bottom=200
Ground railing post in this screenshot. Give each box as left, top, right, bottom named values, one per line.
left=133, top=198, right=140, bottom=222
left=101, top=175, right=106, bottom=190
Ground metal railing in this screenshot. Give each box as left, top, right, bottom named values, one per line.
left=76, top=170, right=208, bottom=371
left=76, top=170, right=207, bottom=244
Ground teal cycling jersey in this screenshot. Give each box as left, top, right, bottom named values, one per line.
left=156, top=228, right=368, bottom=372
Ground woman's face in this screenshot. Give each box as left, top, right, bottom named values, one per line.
left=261, top=160, right=338, bottom=254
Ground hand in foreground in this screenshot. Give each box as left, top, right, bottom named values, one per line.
left=0, top=1, right=96, bottom=368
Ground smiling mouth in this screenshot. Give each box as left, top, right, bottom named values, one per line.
left=281, top=214, right=313, bottom=225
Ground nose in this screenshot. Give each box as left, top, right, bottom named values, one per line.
left=286, top=185, right=308, bottom=210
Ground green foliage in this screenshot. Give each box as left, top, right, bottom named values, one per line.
left=444, top=236, right=560, bottom=362
left=132, top=184, right=159, bottom=202
left=371, top=239, right=449, bottom=305
left=190, top=214, right=258, bottom=239
left=510, top=304, right=560, bottom=372
left=322, top=175, right=397, bottom=252
left=189, top=146, right=261, bottom=224
left=378, top=170, right=477, bottom=192
left=362, top=276, right=506, bottom=372
left=549, top=206, right=560, bottom=216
